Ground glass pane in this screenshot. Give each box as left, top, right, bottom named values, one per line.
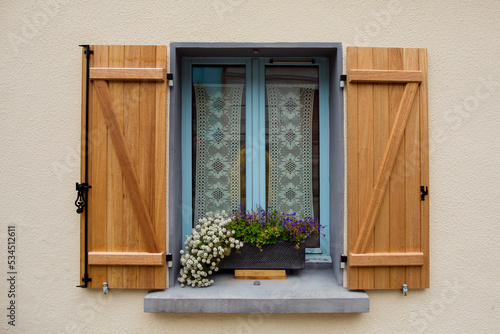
left=265, top=66, right=320, bottom=247
left=192, top=66, right=246, bottom=225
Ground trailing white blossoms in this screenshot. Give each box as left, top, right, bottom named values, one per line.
left=178, top=211, right=243, bottom=287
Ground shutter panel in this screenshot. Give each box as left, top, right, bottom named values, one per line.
left=80, top=45, right=167, bottom=289
left=347, top=47, right=429, bottom=290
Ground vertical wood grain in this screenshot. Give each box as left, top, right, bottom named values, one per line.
left=88, top=45, right=109, bottom=288
left=372, top=48, right=391, bottom=289
left=419, top=48, right=430, bottom=288
left=122, top=45, right=141, bottom=288
left=404, top=49, right=422, bottom=288
left=388, top=48, right=406, bottom=289
left=154, top=46, right=167, bottom=289
left=137, top=45, right=156, bottom=289
left=346, top=47, right=359, bottom=289
left=357, top=47, right=375, bottom=289
left=107, top=45, right=125, bottom=288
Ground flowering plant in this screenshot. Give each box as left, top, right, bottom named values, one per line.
left=178, top=210, right=243, bottom=287
left=226, top=206, right=323, bottom=249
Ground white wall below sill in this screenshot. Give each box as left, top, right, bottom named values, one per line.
left=144, top=269, right=369, bottom=313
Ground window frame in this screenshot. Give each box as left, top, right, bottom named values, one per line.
left=168, top=43, right=345, bottom=287
left=181, top=56, right=330, bottom=255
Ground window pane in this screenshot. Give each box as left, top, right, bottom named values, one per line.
left=265, top=66, right=320, bottom=247
left=192, top=66, right=246, bottom=224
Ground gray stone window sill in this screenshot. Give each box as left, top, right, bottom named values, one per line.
left=144, top=269, right=369, bottom=313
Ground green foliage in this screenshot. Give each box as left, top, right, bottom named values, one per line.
left=227, top=207, right=323, bottom=249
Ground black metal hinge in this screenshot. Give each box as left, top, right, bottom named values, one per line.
left=79, top=44, right=94, bottom=59
left=340, top=74, right=347, bottom=88
left=420, top=186, right=429, bottom=201
left=167, top=73, right=173, bottom=87
left=166, top=253, right=173, bottom=268
left=340, top=254, right=348, bottom=269
left=77, top=273, right=92, bottom=288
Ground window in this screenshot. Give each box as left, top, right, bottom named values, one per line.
left=78, top=44, right=428, bottom=299
left=167, top=44, right=346, bottom=289
left=181, top=57, right=330, bottom=255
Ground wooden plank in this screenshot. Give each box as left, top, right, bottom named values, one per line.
left=88, top=45, right=109, bottom=288
left=137, top=45, right=157, bottom=289
left=90, top=67, right=165, bottom=81
left=89, top=252, right=165, bottom=266
left=235, top=270, right=287, bottom=280
left=122, top=45, right=141, bottom=288
left=419, top=48, right=430, bottom=288
left=357, top=47, right=375, bottom=289
left=107, top=45, right=125, bottom=288
left=388, top=48, right=407, bottom=289
left=404, top=49, right=422, bottom=289
left=372, top=47, right=391, bottom=289
left=349, top=252, right=424, bottom=267
left=93, top=79, right=160, bottom=253
left=352, top=82, right=419, bottom=254
left=154, top=45, right=167, bottom=289
left=346, top=47, right=359, bottom=289
left=349, top=69, right=423, bottom=83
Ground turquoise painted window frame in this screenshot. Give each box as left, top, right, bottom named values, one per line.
left=181, top=57, right=330, bottom=257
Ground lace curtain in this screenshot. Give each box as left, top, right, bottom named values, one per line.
left=193, top=83, right=315, bottom=221
left=193, top=84, right=244, bottom=221
left=267, top=84, right=316, bottom=218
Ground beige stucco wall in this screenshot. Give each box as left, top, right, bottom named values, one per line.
left=1, top=0, right=499, bottom=332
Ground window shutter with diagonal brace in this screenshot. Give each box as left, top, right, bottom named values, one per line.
left=80, top=45, right=167, bottom=289
left=347, top=47, right=429, bottom=290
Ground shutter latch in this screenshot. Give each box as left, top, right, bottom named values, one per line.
left=75, top=182, right=92, bottom=214
left=420, top=186, right=429, bottom=201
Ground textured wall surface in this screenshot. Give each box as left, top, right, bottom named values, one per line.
left=1, top=0, right=499, bottom=332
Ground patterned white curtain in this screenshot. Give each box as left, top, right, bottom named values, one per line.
left=193, top=84, right=244, bottom=221
left=267, top=84, right=316, bottom=218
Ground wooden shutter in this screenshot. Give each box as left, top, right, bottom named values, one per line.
left=347, top=47, right=429, bottom=290
left=80, top=45, right=167, bottom=289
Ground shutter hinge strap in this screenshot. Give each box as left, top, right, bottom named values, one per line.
left=79, top=44, right=94, bottom=59
left=77, top=44, right=93, bottom=288
left=77, top=273, right=92, bottom=288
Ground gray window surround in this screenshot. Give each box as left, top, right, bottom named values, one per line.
left=148, top=43, right=369, bottom=313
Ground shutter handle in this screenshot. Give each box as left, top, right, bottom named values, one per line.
left=75, top=182, right=91, bottom=214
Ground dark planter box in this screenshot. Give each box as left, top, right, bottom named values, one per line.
left=219, top=240, right=305, bottom=270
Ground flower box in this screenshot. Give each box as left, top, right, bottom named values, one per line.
left=219, top=240, right=305, bottom=270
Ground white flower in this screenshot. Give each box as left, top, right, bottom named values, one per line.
left=178, top=210, right=243, bottom=288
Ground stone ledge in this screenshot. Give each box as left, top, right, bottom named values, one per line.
left=144, top=269, right=369, bottom=313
